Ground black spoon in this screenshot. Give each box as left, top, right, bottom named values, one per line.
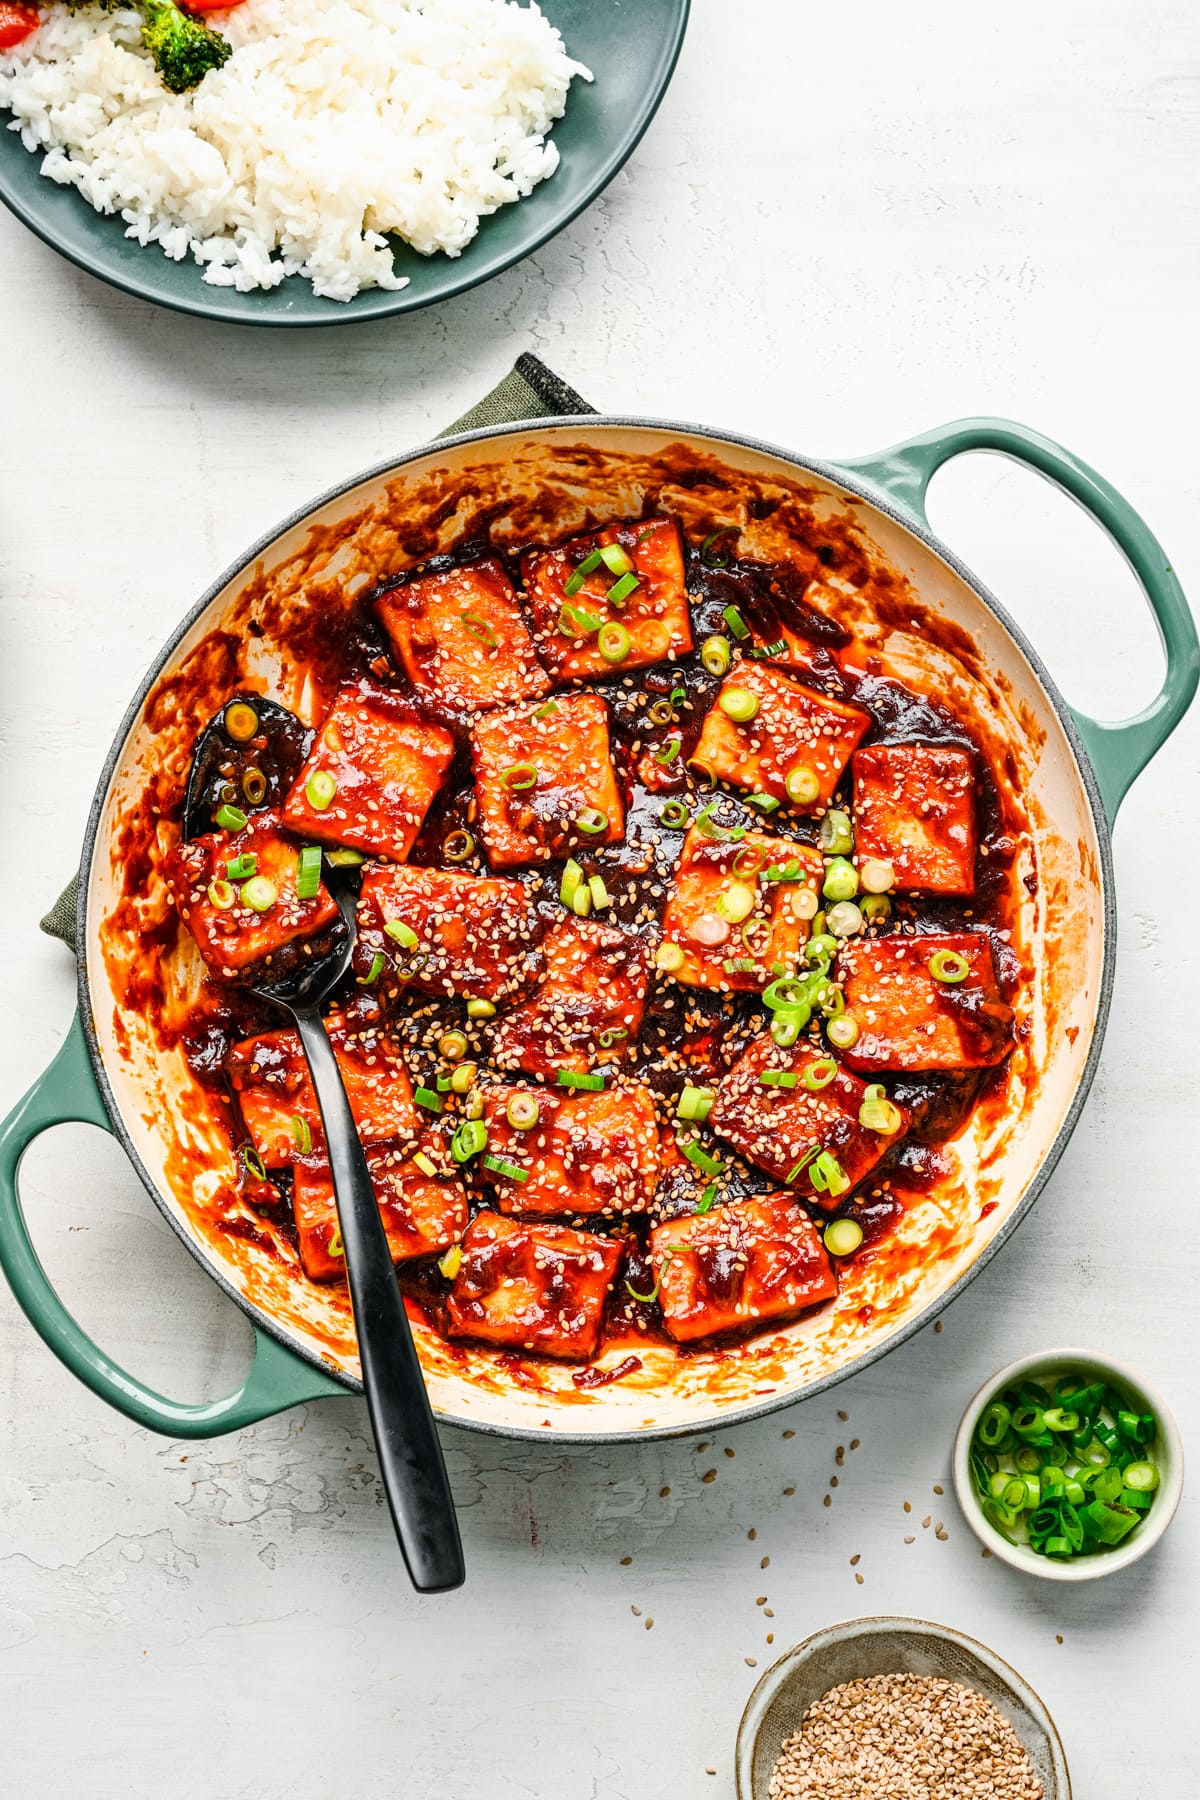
left=186, top=696, right=465, bottom=1594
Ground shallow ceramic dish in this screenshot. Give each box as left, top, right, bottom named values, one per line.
left=0, top=415, right=1195, bottom=1443
left=0, top=0, right=689, bottom=325
left=735, top=1615, right=1071, bottom=1799
left=953, top=1347, right=1184, bottom=1581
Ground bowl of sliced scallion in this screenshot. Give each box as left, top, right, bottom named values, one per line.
left=953, top=1350, right=1183, bottom=1581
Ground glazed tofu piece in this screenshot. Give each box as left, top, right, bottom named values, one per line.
left=281, top=681, right=455, bottom=862
left=375, top=555, right=551, bottom=714
left=490, top=917, right=650, bottom=1078
left=356, top=863, right=532, bottom=1002
left=691, top=663, right=870, bottom=811
left=659, top=827, right=824, bottom=992
left=446, top=1211, right=623, bottom=1360
left=852, top=742, right=977, bottom=895
left=652, top=1192, right=837, bottom=1343
left=479, top=1083, right=661, bottom=1217
left=521, top=517, right=692, bottom=682
left=836, top=933, right=1015, bottom=1072
left=166, top=807, right=339, bottom=978
left=471, top=690, right=624, bottom=868
left=227, top=1015, right=418, bottom=1168
left=292, top=1145, right=468, bottom=1283
left=709, top=1033, right=907, bottom=1205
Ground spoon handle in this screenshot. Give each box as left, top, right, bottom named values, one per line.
left=292, top=1005, right=465, bottom=1593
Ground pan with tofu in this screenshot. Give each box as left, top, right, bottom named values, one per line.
left=70, top=418, right=1165, bottom=1441
left=152, top=509, right=1022, bottom=1378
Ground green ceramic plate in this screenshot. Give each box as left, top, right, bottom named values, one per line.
left=0, top=0, right=689, bottom=325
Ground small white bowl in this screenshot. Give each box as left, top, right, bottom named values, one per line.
left=735, top=1615, right=1070, bottom=1800
left=953, top=1347, right=1184, bottom=1581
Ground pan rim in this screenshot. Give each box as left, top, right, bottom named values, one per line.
left=74, top=413, right=1118, bottom=1443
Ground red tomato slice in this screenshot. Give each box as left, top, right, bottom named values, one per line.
left=0, top=1, right=40, bottom=48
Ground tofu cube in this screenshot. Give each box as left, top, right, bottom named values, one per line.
left=293, top=1144, right=468, bottom=1283
left=166, top=807, right=339, bottom=978
left=659, top=827, right=824, bottom=992
left=356, top=863, right=532, bottom=1002
left=852, top=742, right=977, bottom=895
left=709, top=1033, right=907, bottom=1205
left=480, top=1083, right=661, bottom=1217
left=521, top=517, right=692, bottom=682
left=652, top=1192, right=837, bottom=1343
left=227, top=1015, right=418, bottom=1168
left=446, top=1211, right=622, bottom=1360
left=281, top=681, right=455, bottom=862
left=836, top=932, right=1015, bottom=1072
left=490, top=917, right=650, bottom=1078
left=471, top=690, right=624, bottom=869
left=375, top=555, right=551, bottom=714
left=691, top=664, right=869, bottom=811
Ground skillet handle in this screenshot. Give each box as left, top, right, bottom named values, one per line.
left=836, top=418, right=1200, bottom=821
left=0, top=1012, right=346, bottom=1438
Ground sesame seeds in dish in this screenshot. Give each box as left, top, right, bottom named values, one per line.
left=768, top=1674, right=1043, bottom=1800
left=147, top=504, right=1028, bottom=1384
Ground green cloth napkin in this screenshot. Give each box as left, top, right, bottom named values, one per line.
left=40, top=354, right=596, bottom=954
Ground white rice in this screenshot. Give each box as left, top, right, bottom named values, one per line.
left=0, top=0, right=590, bottom=300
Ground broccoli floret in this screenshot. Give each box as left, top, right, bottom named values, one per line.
left=139, top=0, right=230, bottom=93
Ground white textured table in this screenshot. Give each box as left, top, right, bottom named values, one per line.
left=2, top=2, right=1197, bottom=1795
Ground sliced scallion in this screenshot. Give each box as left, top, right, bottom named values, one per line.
left=722, top=604, right=750, bottom=640
left=296, top=845, right=323, bottom=901
left=500, top=762, right=538, bottom=791
left=784, top=764, right=820, bottom=807
left=563, top=547, right=605, bottom=596
left=598, top=622, right=632, bottom=664
left=700, top=527, right=738, bottom=569
left=241, top=876, right=277, bottom=913
left=677, top=1085, right=714, bottom=1122
left=719, top=688, right=759, bottom=723
left=824, top=1217, right=864, bottom=1257
left=216, top=803, right=248, bottom=832
left=800, top=1057, right=838, bottom=1092
left=460, top=611, right=498, bottom=648
left=305, top=770, right=336, bottom=812
left=822, top=858, right=859, bottom=902
left=506, top=1094, right=540, bottom=1131
left=558, top=1070, right=605, bottom=1091
left=414, top=1086, right=443, bottom=1113
left=224, top=700, right=259, bottom=743
left=930, top=947, right=971, bottom=984
left=700, top=634, right=731, bottom=677
left=451, top=1120, right=487, bottom=1164
left=483, top=1155, right=529, bottom=1183
left=606, top=573, right=640, bottom=607
left=241, top=767, right=268, bottom=807
left=682, top=1140, right=721, bottom=1176
left=809, top=1150, right=850, bottom=1196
